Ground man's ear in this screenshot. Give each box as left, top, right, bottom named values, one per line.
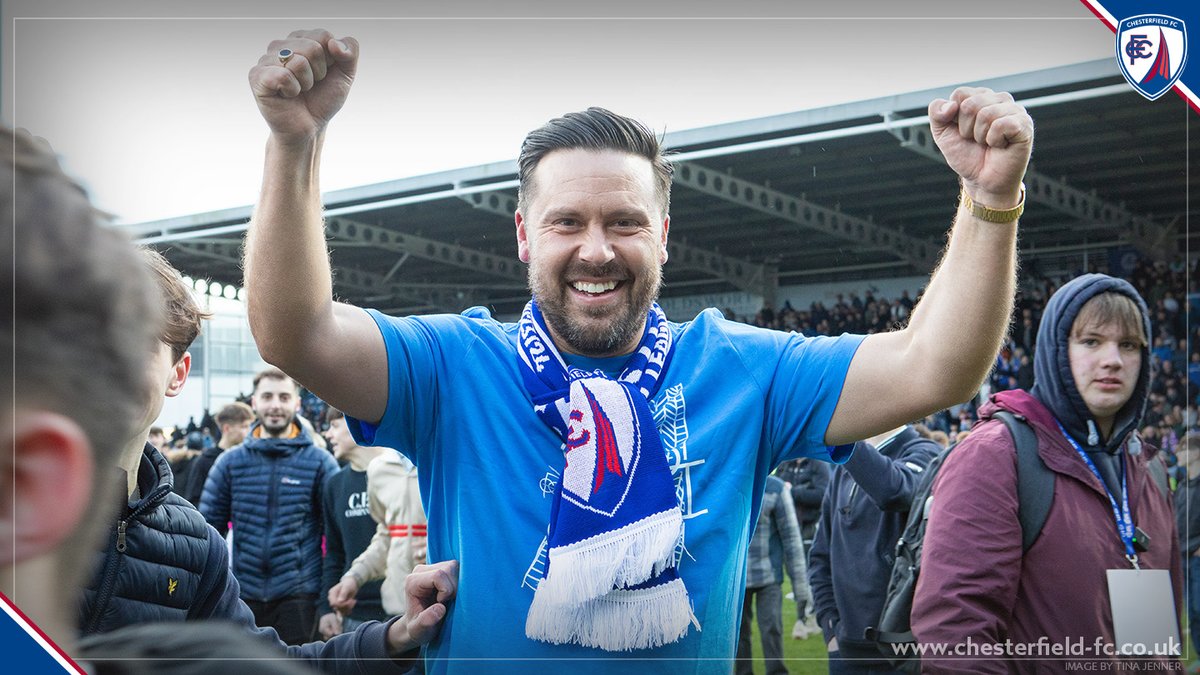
left=516, top=210, right=530, bottom=264
left=0, top=412, right=95, bottom=566
left=660, top=215, right=671, bottom=265
left=165, top=352, right=191, bottom=398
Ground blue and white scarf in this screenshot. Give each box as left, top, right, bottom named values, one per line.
left=518, top=300, right=698, bottom=651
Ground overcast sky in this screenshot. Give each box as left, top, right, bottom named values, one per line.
left=3, top=0, right=1115, bottom=224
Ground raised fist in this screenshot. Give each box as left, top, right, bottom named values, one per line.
left=248, top=29, right=360, bottom=143
left=928, top=87, right=1033, bottom=209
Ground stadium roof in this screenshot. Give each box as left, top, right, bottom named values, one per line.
left=126, top=58, right=1192, bottom=318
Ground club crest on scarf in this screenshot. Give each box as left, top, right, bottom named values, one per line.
left=561, top=377, right=641, bottom=516
left=517, top=300, right=699, bottom=651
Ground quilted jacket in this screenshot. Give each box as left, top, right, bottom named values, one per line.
left=200, top=420, right=339, bottom=602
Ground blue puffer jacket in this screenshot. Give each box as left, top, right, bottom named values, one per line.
left=200, top=420, right=339, bottom=602
left=81, top=445, right=406, bottom=673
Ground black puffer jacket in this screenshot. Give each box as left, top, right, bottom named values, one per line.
left=79, top=445, right=406, bottom=673
left=81, top=445, right=211, bottom=632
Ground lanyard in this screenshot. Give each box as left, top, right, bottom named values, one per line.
left=1055, top=421, right=1138, bottom=568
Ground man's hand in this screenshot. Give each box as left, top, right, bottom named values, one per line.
left=928, top=87, right=1033, bottom=208
left=317, top=611, right=343, bottom=640
left=385, top=560, right=459, bottom=655
left=328, top=575, right=360, bottom=613
left=248, top=29, right=360, bottom=144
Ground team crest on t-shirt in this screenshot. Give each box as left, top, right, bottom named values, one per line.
left=523, top=383, right=707, bottom=590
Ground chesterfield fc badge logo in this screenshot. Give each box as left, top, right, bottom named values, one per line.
left=1116, top=15, right=1188, bottom=101
left=560, top=378, right=641, bottom=517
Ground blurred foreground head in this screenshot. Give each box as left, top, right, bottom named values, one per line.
left=1, top=126, right=162, bottom=639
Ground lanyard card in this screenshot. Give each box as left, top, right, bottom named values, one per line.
left=1106, top=569, right=1180, bottom=657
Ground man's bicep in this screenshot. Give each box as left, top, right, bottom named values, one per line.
left=287, top=302, right=389, bottom=425
left=825, top=331, right=945, bottom=446
left=765, top=332, right=864, bottom=463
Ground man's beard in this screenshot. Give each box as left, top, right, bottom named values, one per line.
left=259, top=414, right=293, bottom=436
left=529, top=259, right=661, bottom=357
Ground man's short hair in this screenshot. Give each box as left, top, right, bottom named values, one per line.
left=4, top=125, right=162, bottom=582
left=253, top=366, right=299, bottom=394
left=140, top=248, right=210, bottom=363
left=325, top=407, right=345, bottom=424
left=1071, top=291, right=1148, bottom=347
left=517, top=107, right=674, bottom=215
left=149, top=426, right=164, bottom=437
left=215, top=401, right=255, bottom=427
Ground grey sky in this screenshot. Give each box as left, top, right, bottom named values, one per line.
left=3, top=0, right=1113, bottom=223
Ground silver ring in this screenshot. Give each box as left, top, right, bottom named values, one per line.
left=278, top=48, right=294, bottom=66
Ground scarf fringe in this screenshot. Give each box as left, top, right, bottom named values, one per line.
left=525, top=576, right=698, bottom=651
left=535, top=508, right=683, bottom=605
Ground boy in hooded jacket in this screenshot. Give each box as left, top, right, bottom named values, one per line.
left=912, top=274, right=1180, bottom=673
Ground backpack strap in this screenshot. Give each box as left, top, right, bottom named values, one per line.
left=993, top=411, right=1054, bottom=553
left=1144, top=455, right=1169, bottom=500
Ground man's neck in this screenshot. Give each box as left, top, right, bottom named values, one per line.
left=118, top=430, right=150, bottom=498
left=348, top=446, right=385, bottom=472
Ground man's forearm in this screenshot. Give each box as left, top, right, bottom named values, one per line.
left=843, top=441, right=932, bottom=511
left=905, top=204, right=1017, bottom=404
left=286, top=617, right=420, bottom=672
left=245, top=133, right=335, bottom=369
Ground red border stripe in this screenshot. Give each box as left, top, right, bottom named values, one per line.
left=0, top=590, right=86, bottom=673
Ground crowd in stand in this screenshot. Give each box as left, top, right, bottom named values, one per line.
left=727, top=255, right=1195, bottom=673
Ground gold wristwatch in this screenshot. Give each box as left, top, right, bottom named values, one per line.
left=960, top=183, right=1025, bottom=223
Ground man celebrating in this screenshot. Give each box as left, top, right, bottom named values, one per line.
left=200, top=369, right=339, bottom=645
left=244, top=29, right=1031, bottom=672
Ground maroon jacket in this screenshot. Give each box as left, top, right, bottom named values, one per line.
left=911, top=390, right=1181, bottom=673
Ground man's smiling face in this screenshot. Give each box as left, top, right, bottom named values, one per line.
left=516, top=148, right=669, bottom=357
left=251, top=375, right=299, bottom=437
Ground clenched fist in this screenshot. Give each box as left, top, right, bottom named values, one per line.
left=248, top=29, right=360, bottom=144
left=928, top=87, right=1033, bottom=210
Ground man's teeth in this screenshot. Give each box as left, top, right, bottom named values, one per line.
left=572, top=281, right=618, bottom=294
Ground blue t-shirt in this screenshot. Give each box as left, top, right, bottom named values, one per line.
left=348, top=307, right=863, bottom=673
